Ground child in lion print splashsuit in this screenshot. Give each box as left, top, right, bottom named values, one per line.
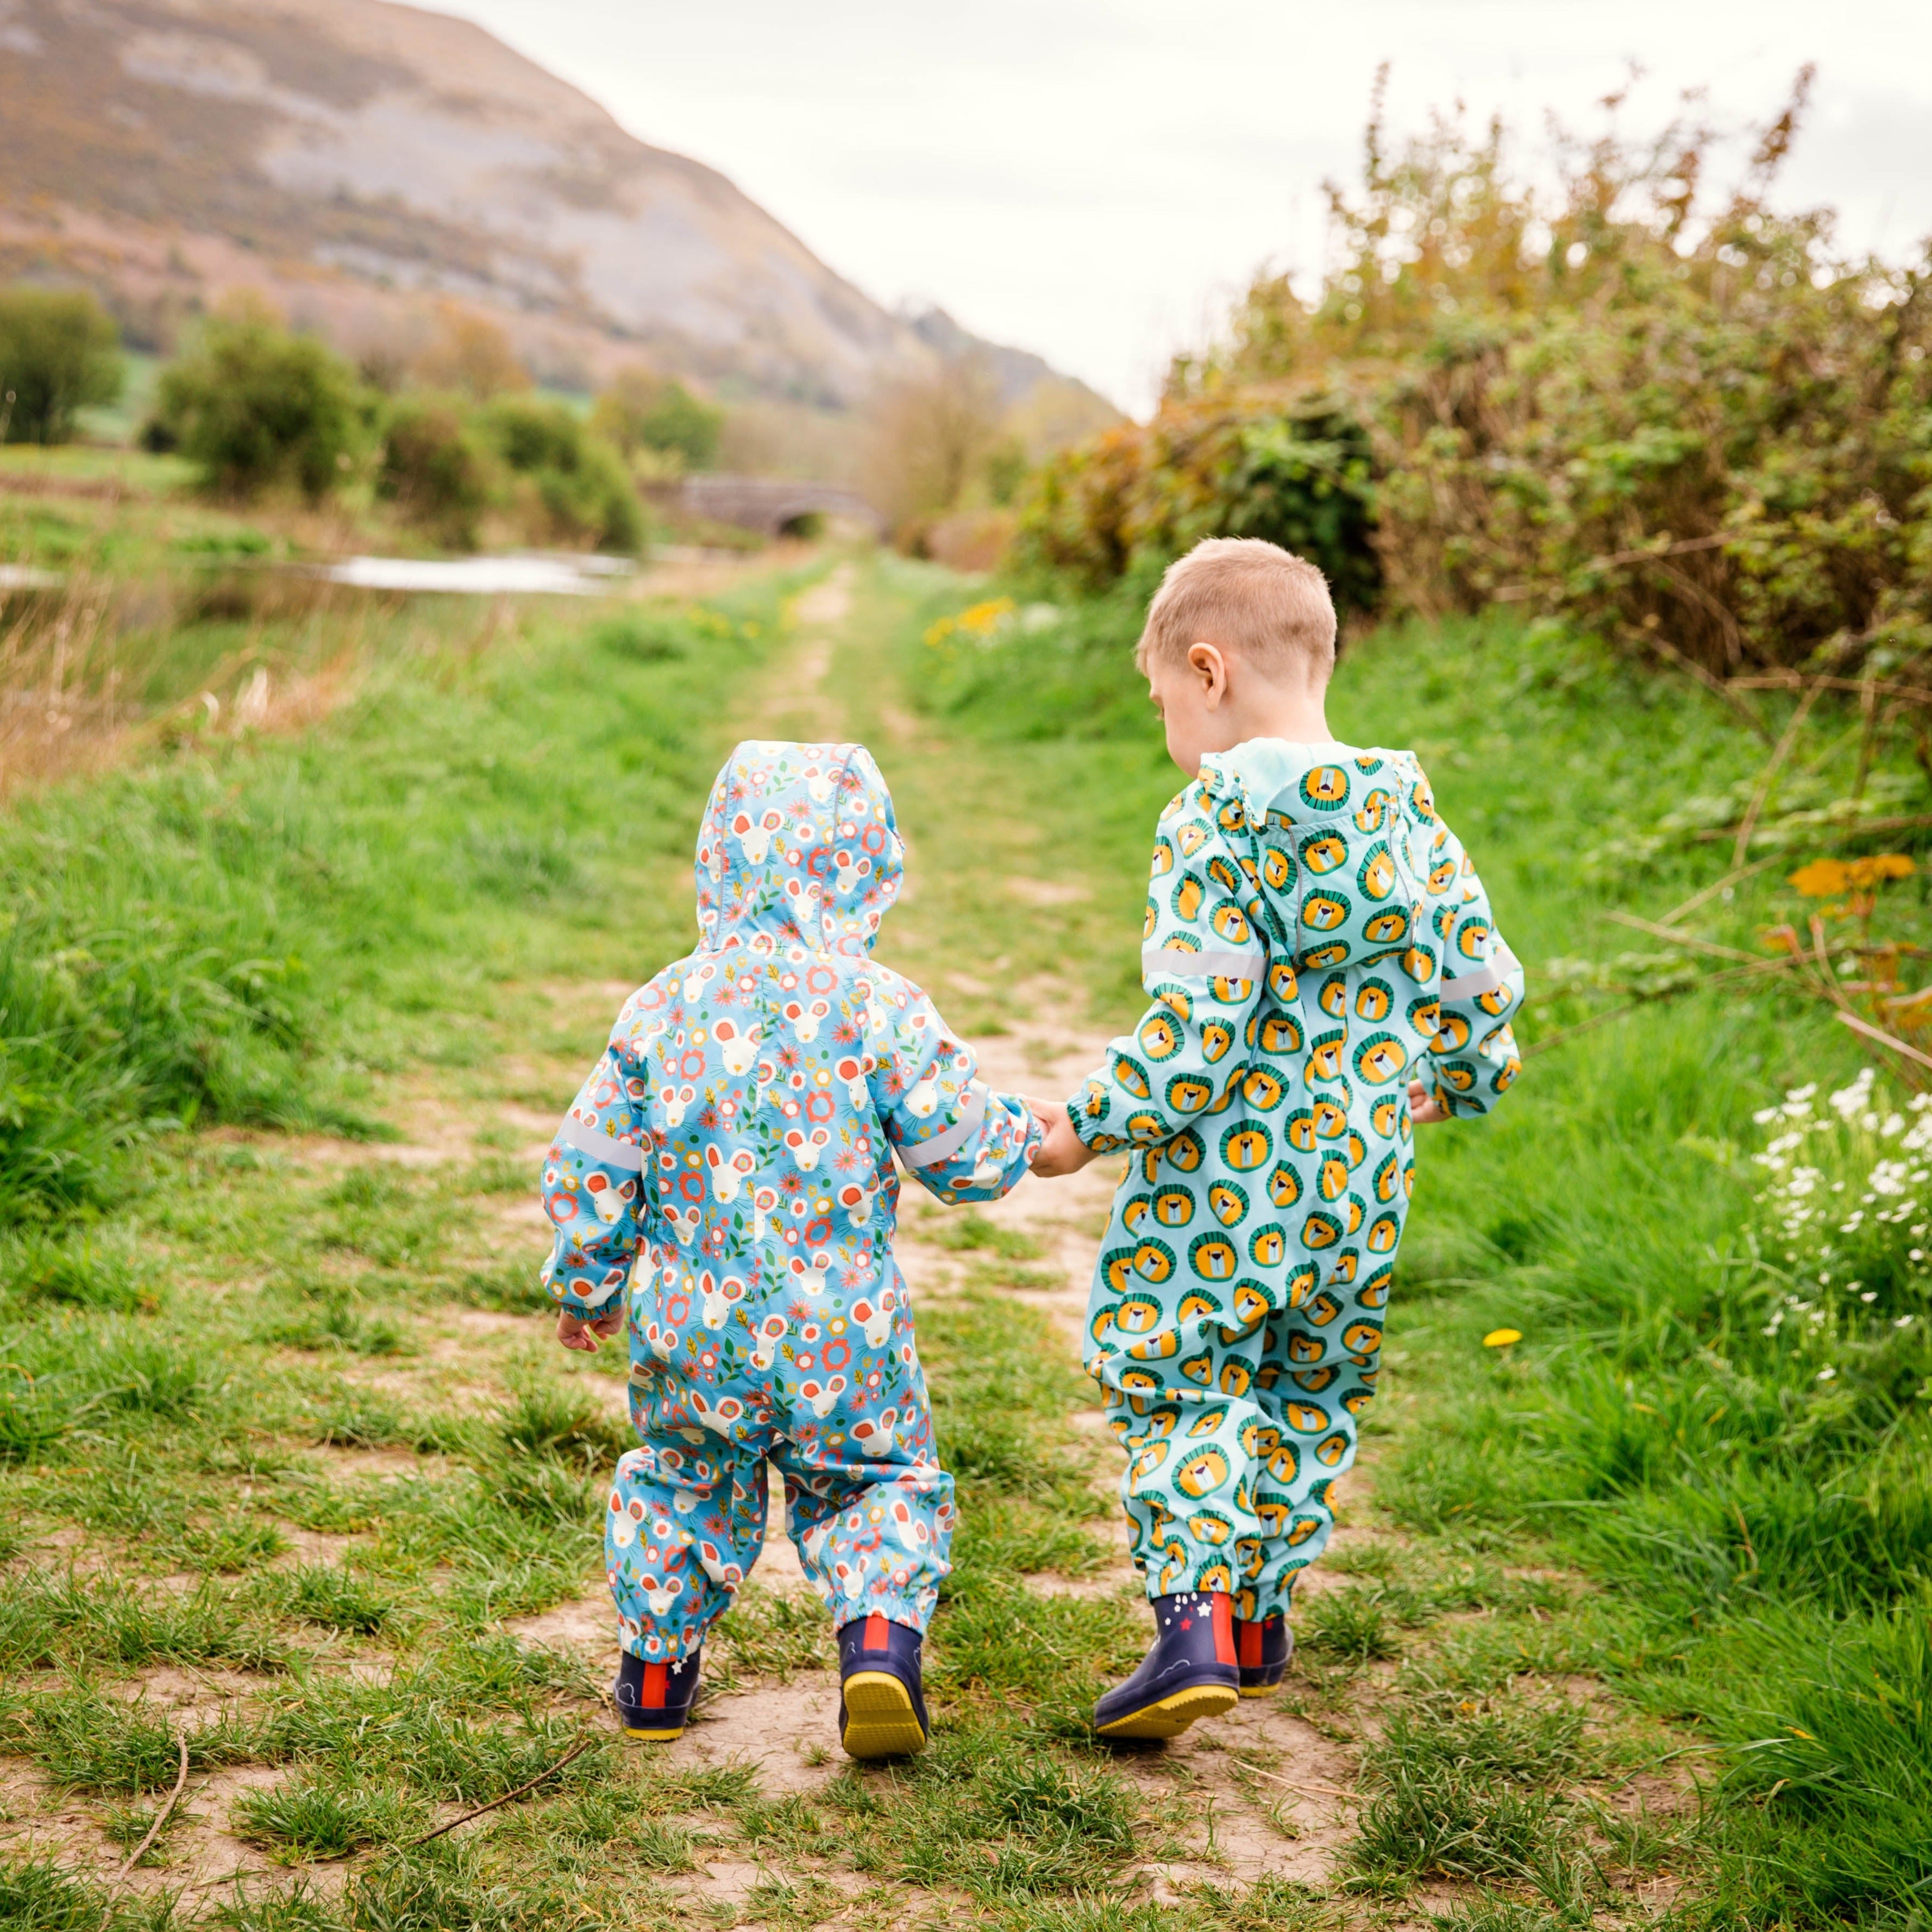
left=1032, top=538, right=1523, bottom=1740
left=540, top=741, right=1041, bottom=1758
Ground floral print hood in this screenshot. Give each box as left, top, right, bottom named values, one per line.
left=694, top=739, right=905, bottom=957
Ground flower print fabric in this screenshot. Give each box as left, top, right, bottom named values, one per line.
left=1068, top=739, right=1523, bottom=1623
left=540, top=740, right=1040, bottom=1660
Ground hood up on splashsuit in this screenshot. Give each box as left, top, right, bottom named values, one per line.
left=539, top=738, right=1042, bottom=1663
left=692, top=739, right=906, bottom=958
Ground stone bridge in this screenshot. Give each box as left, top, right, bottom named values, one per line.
left=677, top=474, right=886, bottom=540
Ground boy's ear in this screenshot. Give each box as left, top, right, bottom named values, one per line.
left=1187, top=642, right=1230, bottom=705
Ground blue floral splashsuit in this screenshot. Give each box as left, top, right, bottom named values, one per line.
left=541, top=741, right=1041, bottom=1661
left=1068, top=742, right=1523, bottom=1623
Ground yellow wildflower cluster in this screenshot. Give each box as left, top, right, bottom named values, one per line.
left=923, top=598, right=1017, bottom=649
left=1789, top=854, right=1916, bottom=898
left=683, top=603, right=761, bottom=642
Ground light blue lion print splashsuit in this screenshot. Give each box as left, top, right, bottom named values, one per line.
left=540, top=741, right=1040, bottom=1663
left=1069, top=741, right=1523, bottom=1623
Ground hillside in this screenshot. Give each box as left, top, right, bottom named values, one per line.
left=0, top=0, right=1113, bottom=423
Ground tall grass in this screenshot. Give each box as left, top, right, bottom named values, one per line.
left=0, top=583, right=788, bottom=1221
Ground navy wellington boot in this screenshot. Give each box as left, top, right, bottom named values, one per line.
left=1235, top=1614, right=1293, bottom=1696
left=614, top=1646, right=704, bottom=1741
left=1093, top=1590, right=1240, bottom=1740
left=836, top=1612, right=930, bottom=1759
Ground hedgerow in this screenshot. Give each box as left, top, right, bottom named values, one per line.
left=1020, top=72, right=1932, bottom=680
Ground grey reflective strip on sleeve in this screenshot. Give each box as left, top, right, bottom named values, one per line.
left=555, top=1114, right=648, bottom=1171
left=899, top=1084, right=989, bottom=1170
left=1142, top=943, right=1268, bottom=982
left=1441, top=945, right=1521, bottom=1002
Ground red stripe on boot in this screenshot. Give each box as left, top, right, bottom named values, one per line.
left=1212, top=1595, right=1237, bottom=1666
left=642, top=1663, right=668, bottom=1706
left=863, top=1611, right=889, bottom=1652
left=1239, top=1620, right=1263, bottom=1668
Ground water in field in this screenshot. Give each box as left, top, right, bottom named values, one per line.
left=318, top=552, right=637, bottom=594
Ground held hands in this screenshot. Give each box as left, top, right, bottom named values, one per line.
left=1408, top=1078, right=1448, bottom=1126
left=556, top=1305, right=625, bottom=1352
left=1025, top=1098, right=1099, bottom=1178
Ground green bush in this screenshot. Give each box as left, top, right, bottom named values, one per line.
left=591, top=367, right=723, bottom=471
left=375, top=393, right=495, bottom=546
left=154, top=304, right=367, bottom=501
left=1024, top=79, right=1932, bottom=677
left=1018, top=390, right=1380, bottom=611
left=481, top=396, right=643, bottom=551
left=0, top=286, right=122, bottom=445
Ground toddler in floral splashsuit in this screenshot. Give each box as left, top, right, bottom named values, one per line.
left=540, top=740, right=1040, bottom=1757
left=1033, top=538, right=1525, bottom=1739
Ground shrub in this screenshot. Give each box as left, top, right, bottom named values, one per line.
left=1023, top=75, right=1932, bottom=676
left=591, top=365, right=723, bottom=471
left=0, top=286, right=122, bottom=445
left=480, top=396, right=643, bottom=552
left=376, top=394, right=495, bottom=546
left=154, top=302, right=367, bottom=501
left=1017, top=388, right=1379, bottom=611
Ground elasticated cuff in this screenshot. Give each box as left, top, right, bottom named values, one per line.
left=831, top=1591, right=932, bottom=1636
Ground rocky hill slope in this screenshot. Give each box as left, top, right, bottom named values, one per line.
left=0, top=0, right=1111, bottom=421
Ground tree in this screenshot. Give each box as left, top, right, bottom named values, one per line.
left=864, top=354, right=1002, bottom=542
left=0, top=286, right=122, bottom=444
left=590, top=366, right=723, bottom=471
left=414, top=304, right=531, bottom=401
left=376, top=394, right=495, bottom=547
left=480, top=396, right=643, bottom=553
left=154, top=300, right=367, bottom=502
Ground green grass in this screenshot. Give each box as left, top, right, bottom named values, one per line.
left=0, top=549, right=1322, bottom=1926
left=15, top=542, right=1922, bottom=1922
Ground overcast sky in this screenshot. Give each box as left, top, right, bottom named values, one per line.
left=435, top=1, right=1932, bottom=412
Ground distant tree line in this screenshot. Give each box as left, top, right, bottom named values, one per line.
left=0, top=286, right=726, bottom=555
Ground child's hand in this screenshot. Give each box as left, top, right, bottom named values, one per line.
left=556, top=1306, right=625, bottom=1352
left=1028, top=1100, right=1098, bottom=1177
left=1408, top=1078, right=1448, bottom=1125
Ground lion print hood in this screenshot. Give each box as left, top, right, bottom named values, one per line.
left=1193, top=739, right=1447, bottom=976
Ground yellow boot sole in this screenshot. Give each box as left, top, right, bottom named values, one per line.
left=1238, top=1681, right=1284, bottom=1701
left=1095, top=1680, right=1239, bottom=1740
left=839, top=1671, right=929, bottom=1759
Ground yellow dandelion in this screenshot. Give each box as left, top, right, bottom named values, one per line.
left=1789, top=859, right=1849, bottom=898
left=1482, top=1328, right=1523, bottom=1347
left=957, top=595, right=1017, bottom=638
left=1847, top=852, right=1916, bottom=889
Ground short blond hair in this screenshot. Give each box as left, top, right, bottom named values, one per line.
left=1135, top=537, right=1337, bottom=685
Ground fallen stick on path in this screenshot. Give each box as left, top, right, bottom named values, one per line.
left=409, top=1733, right=595, bottom=1846
left=115, top=1731, right=189, bottom=1881
left=1237, top=1762, right=1359, bottom=1803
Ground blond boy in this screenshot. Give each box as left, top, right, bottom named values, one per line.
left=1032, top=538, right=1523, bottom=1737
